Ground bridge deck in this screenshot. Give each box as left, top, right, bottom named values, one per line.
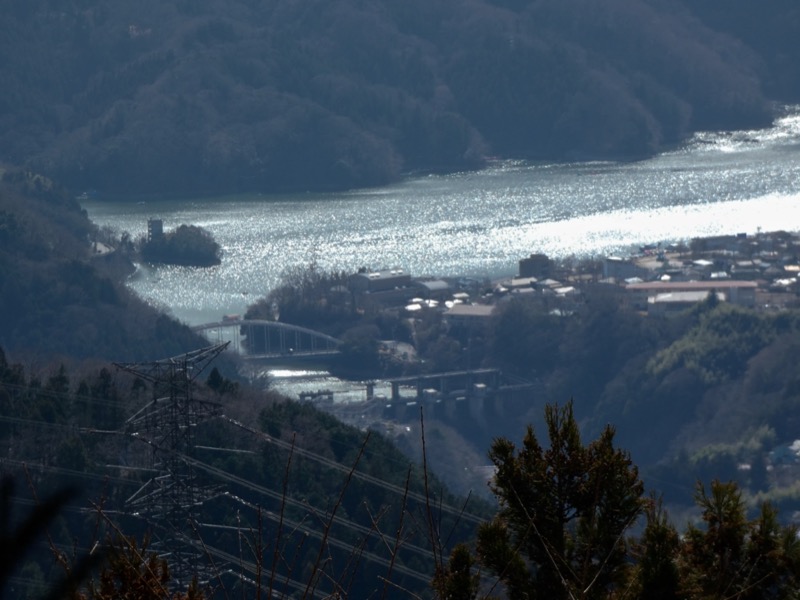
left=192, top=319, right=343, bottom=360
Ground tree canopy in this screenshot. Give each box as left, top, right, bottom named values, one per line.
left=437, top=403, right=800, bottom=600
left=139, top=224, right=221, bottom=266
left=1, top=0, right=793, bottom=196
left=477, top=401, right=645, bottom=599
left=0, top=169, right=227, bottom=362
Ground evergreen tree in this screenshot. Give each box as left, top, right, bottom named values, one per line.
left=680, top=480, right=750, bottom=598
left=476, top=401, right=645, bottom=600
left=742, top=502, right=800, bottom=600
left=630, top=494, right=681, bottom=600
left=433, top=543, right=481, bottom=600
left=679, top=481, right=800, bottom=600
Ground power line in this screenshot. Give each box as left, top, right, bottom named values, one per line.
left=113, top=343, right=230, bottom=588
left=198, top=502, right=430, bottom=584
left=125, top=430, right=439, bottom=564
left=221, top=415, right=484, bottom=524
left=0, top=458, right=138, bottom=488
left=0, top=379, right=130, bottom=410
left=2, top=348, right=482, bottom=592
left=1, top=399, right=484, bottom=529
left=3, top=366, right=485, bottom=524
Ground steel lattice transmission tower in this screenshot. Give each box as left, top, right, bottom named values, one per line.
left=115, top=342, right=230, bottom=586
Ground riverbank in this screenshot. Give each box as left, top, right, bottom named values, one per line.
left=80, top=110, right=800, bottom=327
left=266, top=228, right=800, bottom=401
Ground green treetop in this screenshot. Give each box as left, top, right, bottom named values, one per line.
left=476, top=401, right=645, bottom=600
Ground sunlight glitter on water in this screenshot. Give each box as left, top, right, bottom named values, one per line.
left=506, top=192, right=800, bottom=259
left=125, top=191, right=800, bottom=325
left=82, top=107, right=800, bottom=325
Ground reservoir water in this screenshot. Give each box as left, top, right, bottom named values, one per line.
left=83, top=107, right=800, bottom=327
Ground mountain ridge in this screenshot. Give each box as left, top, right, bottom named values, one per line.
left=1, top=0, right=793, bottom=197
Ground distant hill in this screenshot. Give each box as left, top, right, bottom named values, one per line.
left=675, top=0, right=800, bottom=101
left=0, top=167, right=218, bottom=362
left=0, top=170, right=482, bottom=599
left=0, top=0, right=794, bottom=197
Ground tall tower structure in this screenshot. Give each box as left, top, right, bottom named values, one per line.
left=147, top=218, right=164, bottom=243
left=115, top=343, right=229, bottom=587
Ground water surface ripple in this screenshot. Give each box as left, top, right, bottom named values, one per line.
left=84, top=109, right=800, bottom=325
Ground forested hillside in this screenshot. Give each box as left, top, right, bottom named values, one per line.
left=240, top=260, right=800, bottom=518
left=0, top=167, right=217, bottom=362
left=0, top=348, right=483, bottom=598
left=676, top=0, right=800, bottom=100
left=0, top=0, right=793, bottom=196
left=467, top=292, right=800, bottom=519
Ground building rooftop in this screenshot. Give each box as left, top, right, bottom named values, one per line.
left=445, top=304, right=496, bottom=318
left=356, top=268, right=408, bottom=280
left=626, top=280, right=757, bottom=291
left=650, top=291, right=724, bottom=304
left=415, top=279, right=450, bottom=292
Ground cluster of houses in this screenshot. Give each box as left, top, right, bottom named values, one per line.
left=347, top=230, right=800, bottom=327
left=604, top=231, right=800, bottom=314
left=347, top=267, right=496, bottom=328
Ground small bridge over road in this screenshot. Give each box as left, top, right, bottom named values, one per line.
left=192, top=319, right=343, bottom=361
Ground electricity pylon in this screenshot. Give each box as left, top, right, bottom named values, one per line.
left=115, top=343, right=229, bottom=586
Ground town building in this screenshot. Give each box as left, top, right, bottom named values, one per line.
left=147, top=218, right=164, bottom=242
left=349, top=268, right=414, bottom=307
left=349, top=268, right=411, bottom=293
left=413, top=279, right=452, bottom=300
left=624, top=280, right=757, bottom=311
left=444, top=304, right=496, bottom=330
left=648, top=290, right=723, bottom=315
left=603, top=256, right=649, bottom=281
left=519, top=253, right=553, bottom=278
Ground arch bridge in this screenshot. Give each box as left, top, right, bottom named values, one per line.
left=192, top=320, right=343, bottom=361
